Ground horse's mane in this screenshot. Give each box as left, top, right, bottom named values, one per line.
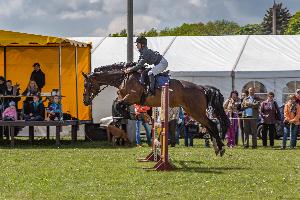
left=94, top=62, right=136, bottom=73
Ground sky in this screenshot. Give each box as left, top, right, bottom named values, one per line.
left=0, top=0, right=299, bottom=37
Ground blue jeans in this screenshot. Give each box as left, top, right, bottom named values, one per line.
left=282, top=123, right=297, bottom=148
left=136, top=120, right=151, bottom=145
left=184, top=126, right=193, bottom=147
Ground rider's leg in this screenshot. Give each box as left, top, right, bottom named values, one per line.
left=147, top=58, right=168, bottom=96
left=148, top=74, right=155, bottom=95
left=148, top=57, right=168, bottom=76
left=139, top=70, right=148, bottom=85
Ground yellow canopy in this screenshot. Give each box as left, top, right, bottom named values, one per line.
left=0, top=30, right=91, bottom=120
left=0, top=29, right=88, bottom=47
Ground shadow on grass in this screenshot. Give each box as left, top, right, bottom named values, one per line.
left=172, top=160, right=250, bottom=174
left=0, top=138, right=136, bottom=149
left=136, top=160, right=249, bottom=174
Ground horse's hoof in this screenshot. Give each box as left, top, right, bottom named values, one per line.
left=219, top=148, right=225, bottom=157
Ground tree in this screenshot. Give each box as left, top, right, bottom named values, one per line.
left=261, top=2, right=291, bottom=34
left=109, top=29, right=127, bottom=37
left=109, top=20, right=240, bottom=37
left=285, top=11, right=300, bottom=34
left=140, top=28, right=159, bottom=37
left=236, top=24, right=263, bottom=35
left=204, top=20, right=240, bottom=35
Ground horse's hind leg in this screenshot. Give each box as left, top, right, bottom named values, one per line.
left=200, top=117, right=225, bottom=156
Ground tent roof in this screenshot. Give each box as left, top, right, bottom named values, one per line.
left=0, top=30, right=89, bottom=47
left=68, top=37, right=105, bottom=52
left=70, top=36, right=176, bottom=69
left=165, top=35, right=248, bottom=77
left=235, top=35, right=300, bottom=78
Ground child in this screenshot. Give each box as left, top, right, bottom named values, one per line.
left=47, top=95, right=62, bottom=120
left=2, top=101, right=17, bottom=121
left=282, top=95, right=300, bottom=149
left=24, top=94, right=45, bottom=121
left=201, top=127, right=210, bottom=148
left=184, top=113, right=195, bottom=147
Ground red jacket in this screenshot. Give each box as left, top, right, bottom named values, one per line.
left=134, top=104, right=150, bottom=114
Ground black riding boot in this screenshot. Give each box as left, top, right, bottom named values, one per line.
left=148, top=74, right=155, bottom=96
left=140, top=70, right=147, bottom=85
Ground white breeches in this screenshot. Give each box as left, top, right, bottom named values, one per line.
left=148, top=57, right=168, bottom=76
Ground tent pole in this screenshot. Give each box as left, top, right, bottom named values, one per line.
left=89, top=47, right=92, bottom=121
left=3, top=47, right=6, bottom=78
left=58, top=44, right=63, bottom=121
left=75, top=46, right=79, bottom=119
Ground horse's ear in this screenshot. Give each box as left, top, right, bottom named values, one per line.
left=82, top=72, right=88, bottom=79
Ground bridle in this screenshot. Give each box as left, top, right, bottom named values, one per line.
left=85, top=71, right=130, bottom=102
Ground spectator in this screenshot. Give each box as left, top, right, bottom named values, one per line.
left=169, top=107, right=180, bottom=147
left=22, top=80, right=39, bottom=115
left=0, top=76, right=6, bottom=95
left=294, top=89, right=300, bottom=147
left=22, top=80, right=39, bottom=97
left=223, top=90, right=239, bottom=148
left=47, top=95, right=62, bottom=120
left=282, top=95, right=300, bottom=149
left=24, top=94, right=45, bottom=121
left=2, top=101, right=17, bottom=121
left=237, top=90, right=249, bottom=146
left=201, top=127, right=210, bottom=148
left=4, top=80, right=20, bottom=109
left=260, top=92, right=280, bottom=147
left=134, top=104, right=151, bottom=147
left=176, top=107, right=185, bottom=145
left=30, top=62, right=45, bottom=91
left=183, top=113, right=195, bottom=147
left=241, top=87, right=260, bottom=149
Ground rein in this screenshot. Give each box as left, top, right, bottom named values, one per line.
left=96, top=72, right=128, bottom=94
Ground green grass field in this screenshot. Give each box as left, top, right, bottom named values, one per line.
left=0, top=139, right=299, bottom=200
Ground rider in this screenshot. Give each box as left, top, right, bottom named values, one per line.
left=124, top=36, right=168, bottom=95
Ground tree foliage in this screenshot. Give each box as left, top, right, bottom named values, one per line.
left=108, top=2, right=296, bottom=37
left=285, top=11, right=300, bottom=34
left=262, top=2, right=291, bottom=34
left=109, top=20, right=240, bottom=37
left=109, top=29, right=127, bottom=37
left=236, top=24, right=263, bottom=35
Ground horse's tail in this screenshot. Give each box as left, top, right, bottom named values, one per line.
left=204, top=86, right=230, bottom=139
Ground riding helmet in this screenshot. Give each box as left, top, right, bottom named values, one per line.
left=135, top=36, right=147, bottom=46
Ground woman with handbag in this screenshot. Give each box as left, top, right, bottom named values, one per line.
left=259, top=92, right=280, bottom=147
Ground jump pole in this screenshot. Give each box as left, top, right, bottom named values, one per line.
left=153, top=83, right=173, bottom=171
left=138, top=107, right=161, bottom=162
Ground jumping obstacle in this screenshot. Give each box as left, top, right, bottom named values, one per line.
left=139, top=84, right=174, bottom=171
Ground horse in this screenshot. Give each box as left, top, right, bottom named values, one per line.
left=82, top=63, right=230, bottom=156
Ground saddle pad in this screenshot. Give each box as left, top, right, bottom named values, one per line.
left=155, top=75, right=170, bottom=88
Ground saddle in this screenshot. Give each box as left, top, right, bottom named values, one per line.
left=139, top=68, right=170, bottom=89
left=139, top=68, right=170, bottom=104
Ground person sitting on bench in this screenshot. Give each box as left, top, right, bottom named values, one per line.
left=24, top=94, right=45, bottom=121
left=47, top=95, right=62, bottom=120
left=22, top=80, right=39, bottom=115
left=2, top=101, right=17, bottom=121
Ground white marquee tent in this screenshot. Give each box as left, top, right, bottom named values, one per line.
left=70, top=35, right=300, bottom=122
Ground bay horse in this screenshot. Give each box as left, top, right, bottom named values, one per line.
left=82, top=63, right=229, bottom=156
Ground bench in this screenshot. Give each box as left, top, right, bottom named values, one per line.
left=0, top=120, right=79, bottom=147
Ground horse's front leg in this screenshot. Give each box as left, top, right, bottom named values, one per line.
left=117, top=89, right=140, bottom=104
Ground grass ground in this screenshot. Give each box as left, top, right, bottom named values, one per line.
left=0, top=138, right=299, bottom=200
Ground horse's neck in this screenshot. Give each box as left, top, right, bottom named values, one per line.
left=95, top=72, right=124, bottom=88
